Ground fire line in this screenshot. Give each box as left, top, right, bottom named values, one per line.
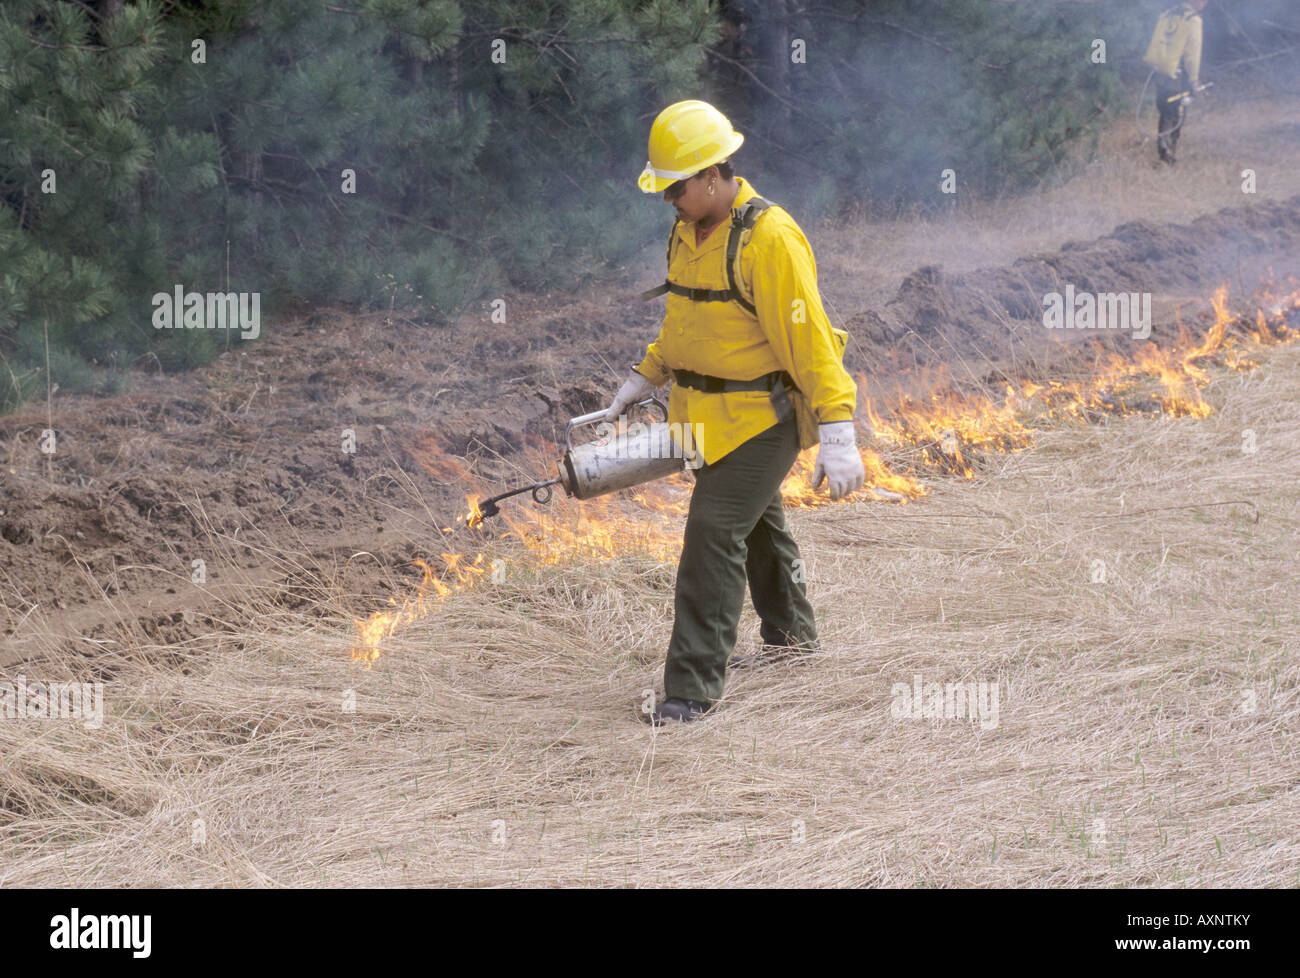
left=351, top=281, right=1298, bottom=663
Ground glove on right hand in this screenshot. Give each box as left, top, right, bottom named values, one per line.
left=604, top=370, right=655, bottom=422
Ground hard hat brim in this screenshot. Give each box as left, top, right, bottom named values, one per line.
left=635, top=132, right=744, bottom=194
left=638, top=166, right=676, bottom=194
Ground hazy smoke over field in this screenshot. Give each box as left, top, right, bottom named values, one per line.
left=690, top=0, right=1299, bottom=220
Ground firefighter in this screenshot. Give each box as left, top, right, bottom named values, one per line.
left=1143, top=0, right=1207, bottom=164
left=605, top=99, right=865, bottom=725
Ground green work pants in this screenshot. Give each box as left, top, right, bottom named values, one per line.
left=664, top=417, right=818, bottom=703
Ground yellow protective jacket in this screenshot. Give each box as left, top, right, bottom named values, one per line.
left=635, top=177, right=856, bottom=466
left=1143, top=4, right=1203, bottom=86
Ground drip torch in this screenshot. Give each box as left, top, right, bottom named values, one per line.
left=473, top=396, right=690, bottom=522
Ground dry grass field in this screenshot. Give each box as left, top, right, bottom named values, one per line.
left=3, top=336, right=1296, bottom=887
left=3, top=80, right=1299, bottom=889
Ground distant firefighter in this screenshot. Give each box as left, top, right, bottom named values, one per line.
left=1143, top=0, right=1207, bottom=164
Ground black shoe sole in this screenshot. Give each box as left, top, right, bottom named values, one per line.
left=643, top=700, right=711, bottom=725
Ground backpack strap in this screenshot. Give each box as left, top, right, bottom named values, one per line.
left=639, top=196, right=774, bottom=311
left=723, top=196, right=771, bottom=315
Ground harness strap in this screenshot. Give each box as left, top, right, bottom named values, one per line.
left=673, top=368, right=793, bottom=394
left=724, top=198, right=769, bottom=315
left=674, top=366, right=798, bottom=426
left=640, top=197, right=773, bottom=311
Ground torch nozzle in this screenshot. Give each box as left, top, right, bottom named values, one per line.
left=472, top=477, right=562, bottom=524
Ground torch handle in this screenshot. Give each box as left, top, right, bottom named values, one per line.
left=566, top=396, right=668, bottom=452
left=568, top=408, right=614, bottom=428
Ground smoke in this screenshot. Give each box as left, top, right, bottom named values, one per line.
left=697, top=1, right=1298, bottom=227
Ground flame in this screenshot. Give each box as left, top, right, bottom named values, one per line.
left=859, top=282, right=1299, bottom=475
left=352, top=280, right=1299, bottom=662
left=351, top=447, right=922, bottom=661
left=864, top=387, right=1031, bottom=480
left=781, top=448, right=927, bottom=504
left=465, top=496, right=484, bottom=529
left=353, top=555, right=490, bottom=663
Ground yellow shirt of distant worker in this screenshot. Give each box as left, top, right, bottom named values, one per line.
left=1143, top=3, right=1203, bottom=88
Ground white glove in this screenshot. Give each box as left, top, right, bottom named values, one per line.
left=812, top=421, right=865, bottom=501
left=604, top=369, right=655, bottom=421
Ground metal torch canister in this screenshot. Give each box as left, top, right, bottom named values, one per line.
left=558, top=396, right=689, bottom=500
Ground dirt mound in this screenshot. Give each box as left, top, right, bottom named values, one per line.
left=0, top=307, right=622, bottom=662
left=843, top=194, right=1300, bottom=383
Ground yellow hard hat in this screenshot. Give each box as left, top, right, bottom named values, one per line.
left=637, top=100, right=744, bottom=194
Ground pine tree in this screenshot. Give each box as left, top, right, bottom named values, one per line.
left=0, top=0, right=171, bottom=405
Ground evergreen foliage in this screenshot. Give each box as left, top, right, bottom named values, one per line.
left=1, top=0, right=1284, bottom=409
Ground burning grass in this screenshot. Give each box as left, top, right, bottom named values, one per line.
left=864, top=284, right=1300, bottom=478
left=352, top=283, right=1300, bottom=662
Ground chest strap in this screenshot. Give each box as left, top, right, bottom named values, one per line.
left=639, top=196, right=773, bottom=315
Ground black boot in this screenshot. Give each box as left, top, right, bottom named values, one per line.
left=649, top=697, right=710, bottom=725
